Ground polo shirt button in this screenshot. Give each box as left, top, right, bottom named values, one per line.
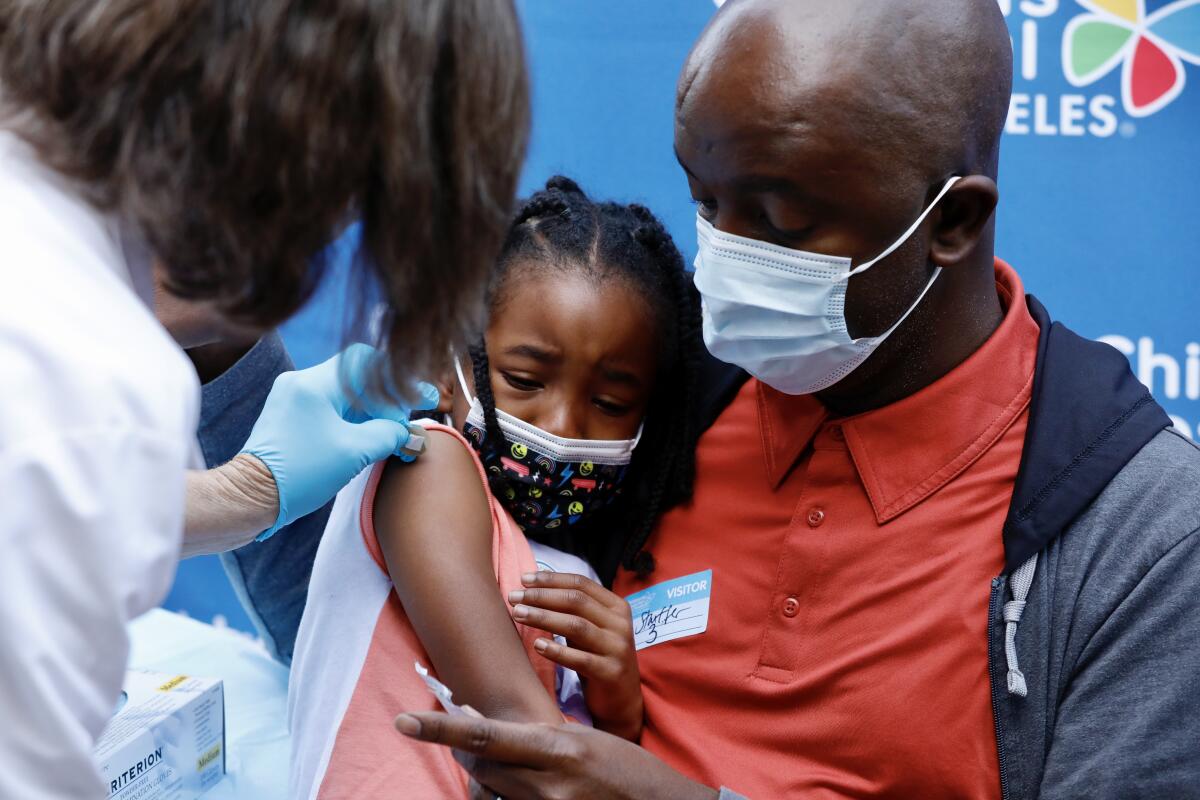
left=807, top=507, right=825, bottom=527
left=829, top=425, right=845, bottom=442
left=783, top=597, right=800, bottom=617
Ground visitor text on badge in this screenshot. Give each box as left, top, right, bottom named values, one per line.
left=626, top=569, right=712, bottom=651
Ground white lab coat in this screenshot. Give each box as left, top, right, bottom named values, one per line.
left=0, top=131, right=201, bottom=797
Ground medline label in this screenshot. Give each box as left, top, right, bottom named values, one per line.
left=625, top=569, right=712, bottom=651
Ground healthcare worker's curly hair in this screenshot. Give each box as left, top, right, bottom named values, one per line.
left=469, top=177, right=705, bottom=583
left=0, top=0, right=530, bottom=398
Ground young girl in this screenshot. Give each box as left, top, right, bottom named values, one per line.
left=288, top=177, right=704, bottom=798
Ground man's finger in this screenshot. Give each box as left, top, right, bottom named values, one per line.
left=395, top=712, right=562, bottom=768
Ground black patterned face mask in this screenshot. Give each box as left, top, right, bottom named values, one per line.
left=456, top=361, right=639, bottom=535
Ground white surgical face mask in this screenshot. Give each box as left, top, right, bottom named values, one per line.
left=453, top=357, right=642, bottom=534
left=693, top=176, right=961, bottom=395
left=454, top=358, right=641, bottom=466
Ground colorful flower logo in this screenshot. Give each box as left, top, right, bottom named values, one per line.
left=1065, top=0, right=1200, bottom=117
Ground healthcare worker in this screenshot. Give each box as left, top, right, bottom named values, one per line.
left=0, top=1, right=528, bottom=796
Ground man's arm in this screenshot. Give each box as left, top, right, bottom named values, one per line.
left=1038, top=527, right=1200, bottom=798
left=393, top=711, right=744, bottom=800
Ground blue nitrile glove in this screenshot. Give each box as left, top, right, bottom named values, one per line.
left=240, top=343, right=439, bottom=540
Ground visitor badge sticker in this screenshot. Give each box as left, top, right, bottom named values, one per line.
left=625, top=569, right=712, bottom=651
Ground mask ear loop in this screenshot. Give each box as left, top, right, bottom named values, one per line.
left=453, top=355, right=477, bottom=407
left=846, top=176, right=962, bottom=278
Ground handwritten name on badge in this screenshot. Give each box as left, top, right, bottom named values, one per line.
left=625, top=569, right=712, bottom=651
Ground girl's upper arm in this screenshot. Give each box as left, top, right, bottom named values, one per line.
left=373, top=430, right=562, bottom=725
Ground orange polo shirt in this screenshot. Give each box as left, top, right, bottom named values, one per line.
left=615, top=261, right=1039, bottom=799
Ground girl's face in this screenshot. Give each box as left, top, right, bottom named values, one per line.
left=452, top=267, right=658, bottom=441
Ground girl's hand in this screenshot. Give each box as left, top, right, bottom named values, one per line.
left=508, top=571, right=644, bottom=742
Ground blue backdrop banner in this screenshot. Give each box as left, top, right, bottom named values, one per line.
left=166, top=0, right=1200, bottom=632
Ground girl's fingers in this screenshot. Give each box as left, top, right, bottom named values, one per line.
left=509, top=586, right=624, bottom=631
left=519, top=571, right=627, bottom=613
left=532, top=637, right=607, bottom=679
left=510, top=605, right=607, bottom=650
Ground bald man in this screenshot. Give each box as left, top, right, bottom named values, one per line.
left=397, top=1, right=1200, bottom=797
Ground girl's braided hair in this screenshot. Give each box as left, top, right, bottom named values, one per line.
left=471, top=176, right=704, bottom=583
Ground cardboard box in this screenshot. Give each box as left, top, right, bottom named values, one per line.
left=94, top=670, right=225, bottom=800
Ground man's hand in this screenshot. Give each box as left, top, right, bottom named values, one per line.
left=394, top=711, right=719, bottom=800
left=509, top=571, right=644, bottom=741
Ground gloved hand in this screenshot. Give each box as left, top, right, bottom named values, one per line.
left=240, top=343, right=438, bottom=540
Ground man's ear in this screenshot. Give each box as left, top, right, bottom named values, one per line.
left=929, top=176, right=999, bottom=268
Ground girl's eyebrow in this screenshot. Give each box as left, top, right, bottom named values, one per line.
left=502, top=344, right=560, bottom=362
left=601, top=366, right=644, bottom=389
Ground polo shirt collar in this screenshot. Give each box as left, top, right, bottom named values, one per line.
left=757, top=386, right=826, bottom=487
left=758, top=259, right=1039, bottom=523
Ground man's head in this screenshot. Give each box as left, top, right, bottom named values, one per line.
left=0, top=0, right=530, bottom=391
left=676, top=0, right=1013, bottom=410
